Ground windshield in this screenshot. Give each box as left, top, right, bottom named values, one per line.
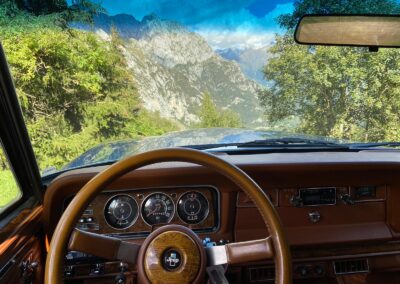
left=1, top=0, right=400, bottom=175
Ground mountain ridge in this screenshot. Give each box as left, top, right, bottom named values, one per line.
left=78, top=13, right=265, bottom=126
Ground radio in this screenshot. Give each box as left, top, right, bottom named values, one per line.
left=290, top=187, right=336, bottom=207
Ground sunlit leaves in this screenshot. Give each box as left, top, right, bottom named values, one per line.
left=197, top=92, right=242, bottom=128
left=259, top=35, right=400, bottom=142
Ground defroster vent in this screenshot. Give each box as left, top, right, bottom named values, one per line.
left=334, top=259, right=369, bottom=275
left=248, top=266, right=275, bottom=282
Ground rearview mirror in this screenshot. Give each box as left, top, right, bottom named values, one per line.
left=295, top=15, right=400, bottom=49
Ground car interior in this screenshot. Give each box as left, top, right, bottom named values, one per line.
left=2, top=1, right=400, bottom=284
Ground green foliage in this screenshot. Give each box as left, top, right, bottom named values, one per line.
left=197, top=93, right=242, bottom=128
left=0, top=169, right=21, bottom=209
left=58, top=0, right=104, bottom=29
left=0, top=142, right=20, bottom=208
left=0, top=6, right=178, bottom=170
left=5, top=30, right=133, bottom=129
left=0, top=0, right=102, bottom=31
left=278, top=0, right=400, bottom=29
left=259, top=0, right=400, bottom=142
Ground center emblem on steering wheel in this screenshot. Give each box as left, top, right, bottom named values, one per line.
left=162, top=249, right=182, bottom=271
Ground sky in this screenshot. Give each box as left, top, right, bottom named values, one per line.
left=94, top=0, right=294, bottom=49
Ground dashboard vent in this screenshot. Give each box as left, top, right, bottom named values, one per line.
left=334, top=259, right=369, bottom=275
left=248, top=266, right=274, bottom=282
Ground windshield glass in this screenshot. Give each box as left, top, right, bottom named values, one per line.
left=1, top=0, right=400, bottom=174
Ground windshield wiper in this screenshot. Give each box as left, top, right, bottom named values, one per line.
left=184, top=137, right=350, bottom=151
left=348, top=142, right=400, bottom=149
left=237, top=137, right=348, bottom=148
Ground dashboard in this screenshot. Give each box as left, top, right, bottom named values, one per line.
left=43, top=151, right=400, bottom=283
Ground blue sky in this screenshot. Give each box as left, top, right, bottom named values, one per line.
left=95, top=0, right=294, bottom=49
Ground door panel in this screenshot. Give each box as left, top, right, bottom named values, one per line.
left=0, top=206, right=44, bottom=284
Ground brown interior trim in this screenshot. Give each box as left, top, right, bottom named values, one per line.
left=226, top=237, right=273, bottom=265
left=0, top=206, right=42, bottom=256
left=68, top=228, right=141, bottom=264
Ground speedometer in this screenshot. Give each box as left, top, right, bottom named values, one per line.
left=142, top=193, right=175, bottom=225
left=177, top=192, right=209, bottom=224
left=104, top=195, right=138, bottom=229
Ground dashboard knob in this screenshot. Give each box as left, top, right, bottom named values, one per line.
left=314, top=265, right=325, bottom=276
left=115, top=273, right=126, bottom=284
left=340, top=194, right=355, bottom=205
left=297, top=266, right=308, bottom=277
left=290, top=196, right=304, bottom=207
left=308, top=211, right=321, bottom=223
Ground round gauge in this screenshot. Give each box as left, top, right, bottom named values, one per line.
left=142, top=193, right=175, bottom=225
left=104, top=195, right=138, bottom=229
left=177, top=192, right=209, bottom=224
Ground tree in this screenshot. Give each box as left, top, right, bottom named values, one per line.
left=259, top=0, right=400, bottom=142
left=58, top=0, right=104, bottom=28
left=198, top=93, right=242, bottom=128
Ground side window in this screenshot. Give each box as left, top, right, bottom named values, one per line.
left=0, top=141, right=22, bottom=214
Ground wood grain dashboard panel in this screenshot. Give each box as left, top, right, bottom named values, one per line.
left=64, top=186, right=219, bottom=237
left=43, top=152, right=400, bottom=252
left=42, top=152, right=400, bottom=282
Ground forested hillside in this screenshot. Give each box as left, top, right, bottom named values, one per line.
left=0, top=2, right=179, bottom=171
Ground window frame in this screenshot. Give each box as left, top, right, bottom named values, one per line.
left=0, top=44, right=43, bottom=219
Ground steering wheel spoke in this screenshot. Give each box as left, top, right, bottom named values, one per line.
left=68, top=228, right=141, bottom=264
left=206, top=237, right=274, bottom=266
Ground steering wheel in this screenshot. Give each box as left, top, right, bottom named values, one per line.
left=45, top=148, right=291, bottom=284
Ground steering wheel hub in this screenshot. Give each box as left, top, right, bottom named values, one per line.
left=137, top=225, right=206, bottom=284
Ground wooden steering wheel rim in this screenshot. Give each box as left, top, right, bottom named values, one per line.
left=45, top=148, right=291, bottom=284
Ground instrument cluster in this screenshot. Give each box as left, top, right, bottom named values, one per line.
left=73, top=186, right=218, bottom=236
left=105, top=191, right=210, bottom=229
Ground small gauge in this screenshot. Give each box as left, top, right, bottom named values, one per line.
left=177, top=192, right=209, bottom=224
left=104, top=195, right=138, bottom=229
left=142, top=193, right=175, bottom=225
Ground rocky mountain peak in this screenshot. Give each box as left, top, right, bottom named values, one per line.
left=78, top=13, right=265, bottom=126
left=141, top=13, right=159, bottom=23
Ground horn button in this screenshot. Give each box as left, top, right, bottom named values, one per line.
left=162, top=249, right=182, bottom=271
left=137, top=225, right=206, bottom=284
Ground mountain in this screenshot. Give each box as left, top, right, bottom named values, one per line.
left=79, top=14, right=265, bottom=126
left=217, top=46, right=272, bottom=86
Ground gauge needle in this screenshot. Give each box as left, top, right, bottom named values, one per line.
left=147, top=203, right=161, bottom=217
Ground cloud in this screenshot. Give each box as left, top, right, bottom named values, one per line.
left=93, top=0, right=294, bottom=49
left=196, top=29, right=277, bottom=50
left=193, top=3, right=294, bottom=49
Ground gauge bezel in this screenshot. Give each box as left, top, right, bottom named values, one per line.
left=141, top=192, right=176, bottom=226
left=103, top=194, right=139, bottom=230
left=177, top=191, right=210, bottom=225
